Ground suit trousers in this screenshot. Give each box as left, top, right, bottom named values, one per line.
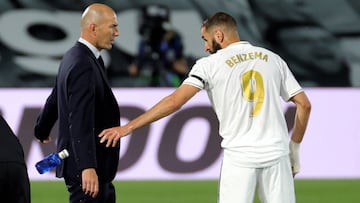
left=65, top=175, right=116, bottom=203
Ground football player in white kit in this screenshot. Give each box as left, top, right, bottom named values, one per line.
left=99, top=12, right=311, bottom=203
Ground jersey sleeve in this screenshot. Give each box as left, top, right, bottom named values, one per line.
left=279, top=59, right=303, bottom=101
left=183, top=58, right=209, bottom=89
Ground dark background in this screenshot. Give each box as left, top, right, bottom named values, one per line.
left=0, top=0, right=359, bottom=87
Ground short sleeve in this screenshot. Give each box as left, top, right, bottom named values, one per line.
left=279, top=59, right=303, bottom=101
left=183, top=58, right=209, bottom=89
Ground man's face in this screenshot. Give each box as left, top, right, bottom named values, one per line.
left=95, top=12, right=119, bottom=50
left=201, top=27, right=221, bottom=54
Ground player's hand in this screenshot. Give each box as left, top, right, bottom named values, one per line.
left=292, top=167, right=298, bottom=178
left=82, top=168, right=99, bottom=198
left=99, top=126, right=128, bottom=147
left=289, top=140, right=301, bottom=177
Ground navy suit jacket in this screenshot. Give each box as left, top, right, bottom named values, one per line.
left=35, top=42, right=120, bottom=183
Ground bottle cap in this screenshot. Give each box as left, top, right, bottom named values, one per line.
left=58, top=149, right=69, bottom=159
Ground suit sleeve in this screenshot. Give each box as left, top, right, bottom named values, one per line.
left=67, top=63, right=97, bottom=171
left=34, top=85, right=58, bottom=142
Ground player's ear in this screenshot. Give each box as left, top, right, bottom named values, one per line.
left=214, top=29, right=224, bottom=43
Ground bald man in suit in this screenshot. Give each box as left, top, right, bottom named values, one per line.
left=35, top=3, right=121, bottom=203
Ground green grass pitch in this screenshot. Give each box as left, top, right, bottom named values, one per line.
left=31, top=179, right=360, bottom=203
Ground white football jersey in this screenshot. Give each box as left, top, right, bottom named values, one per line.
left=183, top=41, right=303, bottom=167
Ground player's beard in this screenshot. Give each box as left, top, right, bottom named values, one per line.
left=210, top=38, right=222, bottom=54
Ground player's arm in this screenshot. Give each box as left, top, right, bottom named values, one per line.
left=289, top=91, right=311, bottom=143
left=99, top=84, right=200, bottom=147
left=288, top=91, right=311, bottom=175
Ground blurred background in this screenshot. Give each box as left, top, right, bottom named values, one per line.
left=1, top=0, right=360, bottom=87
left=0, top=1, right=360, bottom=202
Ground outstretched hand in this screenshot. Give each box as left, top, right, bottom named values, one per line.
left=99, top=126, right=130, bottom=147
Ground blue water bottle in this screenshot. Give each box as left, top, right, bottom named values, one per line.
left=35, top=149, right=69, bottom=174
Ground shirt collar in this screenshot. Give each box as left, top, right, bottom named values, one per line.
left=78, top=37, right=101, bottom=59
left=228, top=41, right=250, bottom=48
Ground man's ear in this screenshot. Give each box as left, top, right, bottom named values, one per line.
left=215, top=30, right=224, bottom=43
left=89, top=23, right=97, bottom=35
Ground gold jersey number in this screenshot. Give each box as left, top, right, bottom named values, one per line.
left=241, top=70, right=264, bottom=117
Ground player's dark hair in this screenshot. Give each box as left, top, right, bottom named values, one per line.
left=202, top=12, right=237, bottom=32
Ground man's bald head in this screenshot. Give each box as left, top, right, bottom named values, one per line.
left=79, top=3, right=119, bottom=50
left=81, top=3, right=115, bottom=30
